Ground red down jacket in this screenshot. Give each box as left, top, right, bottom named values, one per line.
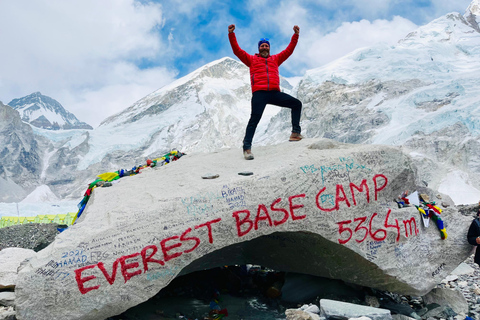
left=229, top=32, right=298, bottom=93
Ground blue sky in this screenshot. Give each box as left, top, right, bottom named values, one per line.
left=0, top=0, right=473, bottom=127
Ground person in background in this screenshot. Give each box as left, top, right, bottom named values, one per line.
left=228, top=24, right=303, bottom=160
left=467, top=207, right=480, bottom=267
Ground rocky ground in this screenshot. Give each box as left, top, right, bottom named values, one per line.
left=438, top=254, right=480, bottom=317
left=0, top=223, right=62, bottom=252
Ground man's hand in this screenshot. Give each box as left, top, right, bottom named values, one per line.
left=293, top=25, right=300, bottom=35
left=476, top=236, right=480, bottom=245
left=228, top=24, right=235, bottom=33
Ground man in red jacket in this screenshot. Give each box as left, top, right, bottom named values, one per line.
left=228, top=24, right=303, bottom=160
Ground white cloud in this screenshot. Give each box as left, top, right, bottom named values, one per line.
left=0, top=0, right=174, bottom=127
left=286, top=16, right=418, bottom=74
left=241, top=2, right=417, bottom=76
left=57, top=64, right=177, bottom=127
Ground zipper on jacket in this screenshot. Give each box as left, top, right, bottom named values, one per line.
left=265, top=58, right=269, bottom=90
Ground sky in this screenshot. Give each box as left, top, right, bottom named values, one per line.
left=0, top=0, right=473, bottom=128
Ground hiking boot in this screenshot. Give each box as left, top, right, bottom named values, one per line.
left=243, top=149, right=254, bottom=160
left=289, top=132, right=303, bottom=141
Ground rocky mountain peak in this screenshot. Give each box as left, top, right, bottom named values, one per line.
left=467, top=0, right=480, bottom=15
left=465, top=0, right=480, bottom=31
left=8, top=92, right=93, bottom=130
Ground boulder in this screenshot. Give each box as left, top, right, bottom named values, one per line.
left=286, top=309, right=322, bottom=320
left=391, top=315, right=417, bottom=320
left=0, top=306, right=16, bottom=320
left=0, top=248, right=36, bottom=289
left=320, top=299, right=392, bottom=320
left=450, top=262, right=475, bottom=276
left=14, top=139, right=473, bottom=320
left=0, top=292, right=15, bottom=307
left=422, top=287, right=469, bottom=314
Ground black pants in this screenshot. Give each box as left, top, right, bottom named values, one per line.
left=243, top=90, right=302, bottom=151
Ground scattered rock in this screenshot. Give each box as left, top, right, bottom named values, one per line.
left=0, top=223, right=60, bottom=252
left=0, top=306, right=16, bottom=320
left=0, top=248, right=36, bottom=289
left=450, top=262, right=475, bottom=276
left=365, top=295, right=380, bottom=308
left=286, top=309, right=321, bottom=320
left=423, top=287, right=469, bottom=314
left=201, top=173, right=219, bottom=179
left=320, top=299, right=392, bottom=320
left=0, top=292, right=15, bottom=307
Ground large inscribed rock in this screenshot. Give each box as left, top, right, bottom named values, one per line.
left=15, top=139, right=472, bottom=320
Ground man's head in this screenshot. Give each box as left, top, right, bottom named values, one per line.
left=258, top=38, right=270, bottom=58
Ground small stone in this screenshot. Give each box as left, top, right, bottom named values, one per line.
left=201, top=173, right=219, bottom=179
left=443, top=275, right=458, bottom=282
left=365, top=295, right=380, bottom=308
left=238, top=171, right=254, bottom=176
left=304, top=304, right=320, bottom=314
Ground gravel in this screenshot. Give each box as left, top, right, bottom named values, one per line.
left=0, top=223, right=61, bottom=252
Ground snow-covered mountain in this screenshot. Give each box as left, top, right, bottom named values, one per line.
left=0, top=102, right=46, bottom=202
left=2, top=0, right=480, bottom=208
left=8, top=92, right=93, bottom=130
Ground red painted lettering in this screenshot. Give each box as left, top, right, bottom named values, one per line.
left=336, top=210, right=416, bottom=245
left=75, top=265, right=99, bottom=295
left=369, top=213, right=387, bottom=241
left=97, top=259, right=120, bottom=285
left=289, top=194, right=306, bottom=220
left=353, top=216, right=368, bottom=243
left=384, top=209, right=400, bottom=241
left=180, top=228, right=201, bottom=253
left=141, top=245, right=164, bottom=272
left=195, top=218, right=222, bottom=243
left=373, top=174, right=388, bottom=201
left=335, top=185, right=351, bottom=209
left=337, top=220, right=353, bottom=244
left=350, top=179, right=369, bottom=205
left=270, top=198, right=289, bottom=226
left=403, top=217, right=418, bottom=238
left=232, top=210, right=253, bottom=237
left=119, top=253, right=142, bottom=283
left=254, top=204, right=273, bottom=230
left=160, top=236, right=182, bottom=262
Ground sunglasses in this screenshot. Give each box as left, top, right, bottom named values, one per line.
left=260, top=38, right=269, bottom=42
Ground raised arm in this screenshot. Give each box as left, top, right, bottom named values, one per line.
left=275, top=25, right=300, bottom=66
left=228, top=24, right=252, bottom=67
left=293, top=25, right=300, bottom=35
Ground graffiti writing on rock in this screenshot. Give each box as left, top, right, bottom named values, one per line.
left=336, top=209, right=419, bottom=244
left=181, top=192, right=221, bottom=216
left=57, top=250, right=88, bottom=268
left=232, top=194, right=306, bottom=237
left=366, top=240, right=384, bottom=261
left=72, top=172, right=395, bottom=296
left=301, top=156, right=373, bottom=186
left=74, top=218, right=222, bottom=295
left=222, top=185, right=246, bottom=209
